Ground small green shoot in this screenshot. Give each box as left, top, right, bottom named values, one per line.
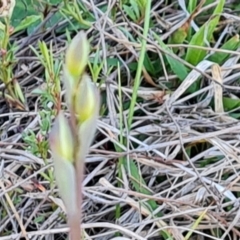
left=0, top=2, right=26, bottom=110
left=30, top=40, right=62, bottom=111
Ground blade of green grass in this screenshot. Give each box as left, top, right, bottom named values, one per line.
left=223, top=97, right=240, bottom=111
left=185, top=0, right=225, bottom=66
left=122, top=1, right=172, bottom=238
left=169, top=0, right=205, bottom=49
left=114, top=63, right=124, bottom=237
left=184, top=207, right=209, bottom=240
left=154, top=33, right=189, bottom=81
left=207, top=34, right=240, bottom=64
left=13, top=15, right=41, bottom=33
left=127, top=0, right=150, bottom=131
left=125, top=0, right=155, bottom=204
left=187, top=0, right=198, bottom=13
left=187, top=0, right=199, bottom=40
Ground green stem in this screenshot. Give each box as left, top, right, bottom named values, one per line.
left=2, top=17, right=10, bottom=50
left=127, top=0, right=151, bottom=129
left=115, top=63, right=124, bottom=235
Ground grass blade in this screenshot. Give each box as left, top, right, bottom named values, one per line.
left=185, top=0, right=225, bottom=65
left=154, top=33, right=189, bottom=81
left=207, top=34, right=240, bottom=64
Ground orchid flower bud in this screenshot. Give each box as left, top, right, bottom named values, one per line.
left=63, top=31, right=90, bottom=109
left=49, top=111, right=74, bottom=163
left=75, top=73, right=99, bottom=124
left=65, top=31, right=90, bottom=81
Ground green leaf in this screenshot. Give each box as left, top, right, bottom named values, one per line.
left=106, top=58, right=121, bottom=67
left=11, top=0, right=38, bottom=27
left=207, top=35, right=240, bottom=64
left=130, top=0, right=140, bottom=19
left=223, top=97, right=240, bottom=111
left=169, top=27, right=188, bottom=45
left=14, top=15, right=41, bottom=33
left=123, top=159, right=160, bottom=213
left=34, top=216, right=45, bottom=224
left=185, top=0, right=225, bottom=66
left=229, top=113, right=240, bottom=119
left=122, top=158, right=173, bottom=239
left=153, top=33, right=189, bottom=81
left=45, top=12, right=63, bottom=29
left=143, top=53, right=155, bottom=75
left=136, top=0, right=146, bottom=10
left=187, top=0, right=198, bottom=12
left=123, top=5, right=137, bottom=21
left=187, top=0, right=197, bottom=40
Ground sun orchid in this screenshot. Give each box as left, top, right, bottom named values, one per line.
left=49, top=31, right=100, bottom=240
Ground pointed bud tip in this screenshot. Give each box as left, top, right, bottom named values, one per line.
left=75, top=74, right=100, bottom=124
left=65, top=31, right=90, bottom=80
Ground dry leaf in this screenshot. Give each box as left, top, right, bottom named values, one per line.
left=212, top=64, right=224, bottom=113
